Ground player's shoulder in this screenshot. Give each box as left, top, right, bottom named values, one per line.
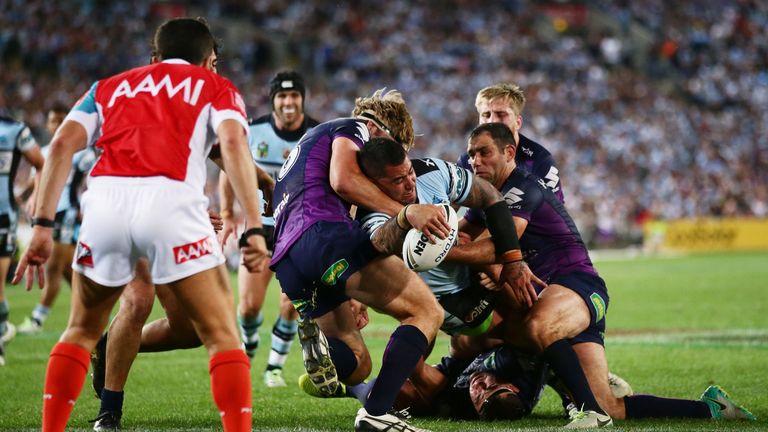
left=411, top=157, right=446, bottom=176
left=249, top=114, right=271, bottom=126
left=0, top=115, right=20, bottom=126
left=517, top=133, right=552, bottom=159
left=305, top=115, right=320, bottom=128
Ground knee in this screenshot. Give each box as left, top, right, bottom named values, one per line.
left=118, top=291, right=154, bottom=322
left=523, top=312, right=559, bottom=351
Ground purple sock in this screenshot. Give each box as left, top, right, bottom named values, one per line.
left=364, top=325, right=428, bottom=416
left=543, top=340, right=605, bottom=414
left=327, top=337, right=358, bottom=380
left=624, top=395, right=711, bottom=419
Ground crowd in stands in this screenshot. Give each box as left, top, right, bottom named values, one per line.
left=1, top=0, right=766, bottom=247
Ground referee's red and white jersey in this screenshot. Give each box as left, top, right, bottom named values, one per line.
left=65, top=59, right=248, bottom=191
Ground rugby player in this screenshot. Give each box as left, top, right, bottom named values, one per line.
left=456, top=122, right=755, bottom=426
left=270, top=89, right=457, bottom=432
left=218, top=70, right=319, bottom=387
left=0, top=110, right=45, bottom=366
left=13, top=18, right=268, bottom=432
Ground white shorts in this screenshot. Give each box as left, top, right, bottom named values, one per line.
left=73, top=177, right=225, bottom=287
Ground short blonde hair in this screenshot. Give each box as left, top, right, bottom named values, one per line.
left=352, top=88, right=415, bottom=151
left=475, top=83, right=526, bottom=116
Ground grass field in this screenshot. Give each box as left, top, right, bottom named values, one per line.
left=1, top=251, right=766, bottom=431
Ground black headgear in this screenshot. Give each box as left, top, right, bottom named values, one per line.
left=269, top=70, right=306, bottom=106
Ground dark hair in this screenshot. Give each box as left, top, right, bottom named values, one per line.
left=49, top=102, right=69, bottom=115
left=478, top=389, right=526, bottom=421
left=269, top=70, right=306, bottom=104
left=153, top=17, right=216, bottom=65
left=358, top=137, right=408, bottom=179
left=469, top=122, right=516, bottom=152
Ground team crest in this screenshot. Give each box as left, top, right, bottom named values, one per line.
left=75, top=242, right=94, bottom=268
left=257, top=142, right=269, bottom=158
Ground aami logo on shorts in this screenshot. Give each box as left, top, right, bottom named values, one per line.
left=173, top=237, right=214, bottom=264
left=75, top=242, right=94, bottom=268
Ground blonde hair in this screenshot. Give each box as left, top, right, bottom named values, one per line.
left=475, top=83, right=526, bottom=116
left=352, top=88, right=415, bottom=151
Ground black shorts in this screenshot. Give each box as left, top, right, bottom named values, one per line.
left=438, top=282, right=497, bottom=336
left=0, top=213, right=17, bottom=257
left=550, top=271, right=609, bottom=345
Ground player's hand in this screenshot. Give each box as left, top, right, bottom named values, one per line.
left=405, top=204, right=451, bottom=243
left=457, top=231, right=473, bottom=246
left=208, top=210, right=224, bottom=233
left=349, top=299, right=370, bottom=330
left=12, top=226, right=54, bottom=291
left=217, top=213, right=238, bottom=248
left=477, top=271, right=498, bottom=290
left=240, top=230, right=268, bottom=273
left=499, top=261, right=544, bottom=308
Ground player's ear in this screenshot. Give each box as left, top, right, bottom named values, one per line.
left=505, top=143, right=517, bottom=161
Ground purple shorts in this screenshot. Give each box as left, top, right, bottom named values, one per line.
left=273, top=220, right=379, bottom=318
left=549, top=271, right=609, bottom=346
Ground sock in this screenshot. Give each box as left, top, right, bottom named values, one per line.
left=327, top=337, right=358, bottom=380
left=347, top=378, right=377, bottom=404
left=624, top=395, right=711, bottom=419
left=266, top=316, right=298, bottom=371
left=364, top=325, right=428, bottom=416
left=99, top=389, right=124, bottom=415
left=209, top=350, right=252, bottom=432
left=238, top=313, right=263, bottom=353
left=42, top=342, right=90, bottom=432
left=542, top=339, right=604, bottom=414
left=32, top=304, right=51, bottom=324
left=0, top=300, right=8, bottom=335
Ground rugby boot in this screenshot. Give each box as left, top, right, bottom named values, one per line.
left=700, top=385, right=756, bottom=420
left=297, top=317, right=338, bottom=396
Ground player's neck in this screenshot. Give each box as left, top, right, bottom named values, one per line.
left=273, top=112, right=305, bottom=132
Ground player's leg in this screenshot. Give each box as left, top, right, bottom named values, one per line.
left=44, top=273, right=124, bottom=432
left=138, top=283, right=201, bottom=352
left=522, top=283, right=611, bottom=426
left=237, top=264, right=270, bottom=358
left=264, top=291, right=299, bottom=387
left=345, top=254, right=443, bottom=428
left=91, top=258, right=155, bottom=430
left=166, top=265, right=251, bottom=432
left=0, top=256, right=12, bottom=366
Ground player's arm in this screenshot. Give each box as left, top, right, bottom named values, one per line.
left=217, top=119, right=267, bottom=272
left=367, top=205, right=441, bottom=254
left=217, top=171, right=238, bottom=245
left=13, top=121, right=86, bottom=289
left=330, top=136, right=450, bottom=241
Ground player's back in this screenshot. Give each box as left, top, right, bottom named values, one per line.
left=75, top=60, right=246, bottom=191
left=0, top=116, right=35, bottom=213
left=271, top=117, right=369, bottom=264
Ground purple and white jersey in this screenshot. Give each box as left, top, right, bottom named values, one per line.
left=465, top=168, right=594, bottom=284
left=270, top=117, right=370, bottom=265
left=459, top=133, right=563, bottom=202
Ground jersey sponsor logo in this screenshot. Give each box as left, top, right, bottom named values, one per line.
left=273, top=192, right=290, bottom=221
left=277, top=145, right=300, bottom=181
left=321, top=258, right=349, bottom=286
left=173, top=236, right=214, bottom=264
left=544, top=166, right=560, bottom=190
left=590, top=292, right=606, bottom=322
left=75, top=242, right=94, bottom=268
left=107, top=74, right=206, bottom=108
left=505, top=187, right=525, bottom=205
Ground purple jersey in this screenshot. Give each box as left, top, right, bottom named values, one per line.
left=465, top=168, right=595, bottom=283
left=458, top=133, right=563, bottom=202
left=270, top=118, right=369, bottom=265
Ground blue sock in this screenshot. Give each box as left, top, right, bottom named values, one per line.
left=327, top=337, right=358, bottom=380
left=99, top=389, right=124, bottom=415
left=267, top=316, right=298, bottom=370
left=542, top=339, right=605, bottom=414
left=0, top=300, right=8, bottom=335
left=624, top=395, right=711, bottom=419
left=364, top=325, right=428, bottom=416
left=31, top=304, right=50, bottom=323
left=347, top=378, right=377, bottom=404
left=238, top=312, right=263, bottom=351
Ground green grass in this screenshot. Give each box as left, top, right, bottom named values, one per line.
left=1, top=251, right=767, bottom=431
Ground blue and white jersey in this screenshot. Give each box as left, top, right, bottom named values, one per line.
left=40, top=145, right=97, bottom=213
left=0, top=116, right=38, bottom=214
left=358, top=157, right=473, bottom=297
left=248, top=114, right=318, bottom=225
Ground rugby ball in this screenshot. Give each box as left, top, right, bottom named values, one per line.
left=402, top=204, right=459, bottom=272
